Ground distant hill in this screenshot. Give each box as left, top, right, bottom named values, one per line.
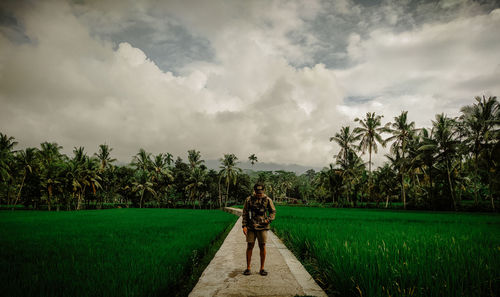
left=204, top=159, right=323, bottom=175
left=115, top=159, right=324, bottom=175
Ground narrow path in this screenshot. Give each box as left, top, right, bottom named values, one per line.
left=189, top=207, right=327, bottom=297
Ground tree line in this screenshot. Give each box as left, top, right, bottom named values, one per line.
left=326, top=95, right=499, bottom=211
left=0, top=95, right=498, bottom=211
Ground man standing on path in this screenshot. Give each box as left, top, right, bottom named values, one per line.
left=242, top=183, right=276, bottom=276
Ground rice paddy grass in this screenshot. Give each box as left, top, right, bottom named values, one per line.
left=271, top=206, right=500, bottom=297
left=0, top=208, right=237, bottom=297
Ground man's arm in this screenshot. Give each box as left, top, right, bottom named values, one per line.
left=242, top=198, right=249, bottom=228
left=267, top=197, right=276, bottom=222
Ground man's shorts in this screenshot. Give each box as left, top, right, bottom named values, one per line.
left=246, top=229, right=268, bottom=244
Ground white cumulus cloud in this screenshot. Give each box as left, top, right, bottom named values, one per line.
left=1, top=0, right=499, bottom=169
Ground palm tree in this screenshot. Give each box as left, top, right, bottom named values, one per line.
left=274, top=170, right=295, bottom=202
left=93, top=144, right=116, bottom=208
left=185, top=167, right=207, bottom=209
left=94, top=144, right=116, bottom=170
left=69, top=147, right=102, bottom=210
left=65, top=158, right=82, bottom=210
left=248, top=154, right=258, bottom=166
left=219, top=154, right=242, bottom=208
left=330, top=126, right=360, bottom=165
left=187, top=149, right=204, bottom=170
left=373, top=163, right=397, bottom=208
left=256, top=171, right=274, bottom=198
left=405, top=131, right=429, bottom=204
left=459, top=95, right=499, bottom=208
left=151, top=154, right=171, bottom=177
left=165, top=153, right=174, bottom=167
left=414, top=128, right=437, bottom=206
left=337, top=149, right=365, bottom=206
left=80, top=157, right=102, bottom=209
left=151, top=153, right=173, bottom=207
left=0, top=133, right=17, bottom=181
left=421, top=114, right=460, bottom=210
left=354, top=112, right=385, bottom=201
left=70, top=147, right=86, bottom=210
left=38, top=142, right=63, bottom=211
left=73, top=147, right=86, bottom=164
left=384, top=111, right=416, bottom=209
left=0, top=133, right=18, bottom=206
left=354, top=112, right=385, bottom=175
left=39, top=142, right=63, bottom=164
left=131, top=149, right=155, bottom=208
left=317, top=164, right=342, bottom=204
left=133, top=148, right=152, bottom=172
left=132, top=171, right=156, bottom=208
left=13, top=148, right=38, bottom=209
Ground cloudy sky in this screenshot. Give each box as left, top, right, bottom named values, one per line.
left=1, top=0, right=499, bottom=168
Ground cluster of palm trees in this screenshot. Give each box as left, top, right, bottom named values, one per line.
left=0, top=140, right=113, bottom=210
left=327, top=96, right=499, bottom=210
left=0, top=136, right=254, bottom=210
left=1, top=96, right=498, bottom=211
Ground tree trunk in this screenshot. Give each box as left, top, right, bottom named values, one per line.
left=401, top=148, right=407, bottom=210
left=97, top=193, right=102, bottom=210
left=401, top=170, right=406, bottom=210
left=368, top=147, right=372, bottom=201
left=140, top=190, right=145, bottom=208
left=445, top=159, right=456, bottom=210
left=47, top=184, right=53, bottom=211
left=368, top=143, right=372, bottom=174
left=473, top=151, right=479, bottom=206
left=346, top=184, right=351, bottom=206
left=353, top=189, right=357, bottom=207
left=77, top=191, right=83, bottom=210
left=6, top=179, right=13, bottom=207
left=225, top=179, right=230, bottom=208
left=78, top=185, right=86, bottom=210
left=13, top=172, right=26, bottom=210
left=428, top=163, right=434, bottom=206
left=218, top=176, right=222, bottom=209
left=489, top=170, right=495, bottom=210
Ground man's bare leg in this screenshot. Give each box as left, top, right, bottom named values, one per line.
left=246, top=242, right=255, bottom=270
left=259, top=243, right=266, bottom=270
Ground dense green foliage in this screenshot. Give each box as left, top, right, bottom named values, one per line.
left=0, top=209, right=237, bottom=297
left=0, top=140, right=253, bottom=210
left=271, top=206, right=500, bottom=297
left=0, top=95, right=498, bottom=211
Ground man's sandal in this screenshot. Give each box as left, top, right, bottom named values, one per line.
left=243, top=269, right=251, bottom=275
left=259, top=269, right=268, bottom=276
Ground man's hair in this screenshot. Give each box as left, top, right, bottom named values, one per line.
left=253, top=183, right=265, bottom=191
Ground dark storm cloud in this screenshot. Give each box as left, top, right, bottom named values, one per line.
left=0, top=7, right=31, bottom=44
left=82, top=12, right=215, bottom=73
left=304, top=0, right=500, bottom=69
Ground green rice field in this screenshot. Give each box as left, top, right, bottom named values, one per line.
left=271, top=206, right=500, bottom=297
left=0, top=209, right=237, bottom=297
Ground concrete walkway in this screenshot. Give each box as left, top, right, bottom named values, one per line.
left=189, top=207, right=327, bottom=297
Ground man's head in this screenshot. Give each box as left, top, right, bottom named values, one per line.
left=254, top=183, right=265, bottom=197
